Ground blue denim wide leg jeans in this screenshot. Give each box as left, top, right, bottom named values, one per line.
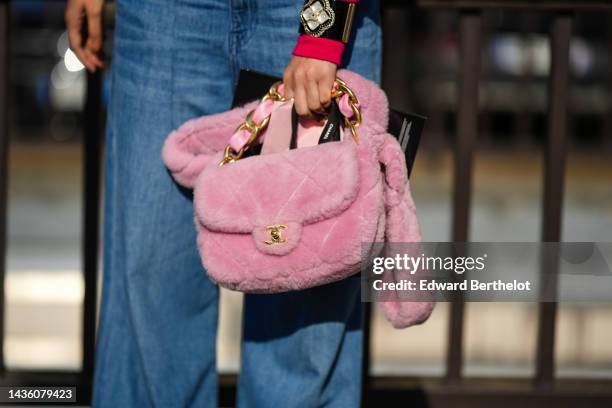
left=93, top=0, right=380, bottom=406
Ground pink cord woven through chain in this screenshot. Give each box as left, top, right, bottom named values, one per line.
left=228, top=86, right=355, bottom=153
left=338, top=94, right=353, bottom=118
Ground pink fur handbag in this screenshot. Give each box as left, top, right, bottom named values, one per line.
left=162, top=70, right=433, bottom=329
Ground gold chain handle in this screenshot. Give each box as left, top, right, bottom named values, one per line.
left=219, top=77, right=361, bottom=166
left=333, top=77, right=361, bottom=145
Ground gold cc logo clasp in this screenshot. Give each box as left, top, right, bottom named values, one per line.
left=264, top=224, right=287, bottom=245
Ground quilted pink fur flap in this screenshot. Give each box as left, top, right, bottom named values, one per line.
left=194, top=140, right=359, bottom=233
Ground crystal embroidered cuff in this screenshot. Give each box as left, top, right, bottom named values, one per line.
left=299, top=0, right=356, bottom=43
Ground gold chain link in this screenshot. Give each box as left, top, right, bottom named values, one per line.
left=219, top=77, right=361, bottom=166
left=332, top=77, right=361, bottom=144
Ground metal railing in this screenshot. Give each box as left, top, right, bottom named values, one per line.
left=0, top=0, right=611, bottom=406
left=0, top=0, right=103, bottom=404
left=362, top=1, right=612, bottom=407
left=0, top=0, right=8, bottom=384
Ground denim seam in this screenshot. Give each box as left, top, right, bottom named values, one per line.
left=228, top=0, right=237, bottom=74
left=170, top=0, right=177, bottom=129
left=236, top=0, right=257, bottom=57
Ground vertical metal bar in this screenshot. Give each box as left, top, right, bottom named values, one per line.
left=0, top=0, right=10, bottom=374
left=603, top=23, right=612, bottom=151
left=535, top=11, right=572, bottom=388
left=81, top=69, right=103, bottom=403
left=446, top=8, right=481, bottom=384
left=515, top=14, right=538, bottom=150
left=427, top=12, right=453, bottom=152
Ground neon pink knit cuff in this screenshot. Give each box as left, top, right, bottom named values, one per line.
left=292, top=35, right=345, bottom=65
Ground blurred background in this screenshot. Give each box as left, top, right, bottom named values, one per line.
left=1, top=0, right=611, bottom=405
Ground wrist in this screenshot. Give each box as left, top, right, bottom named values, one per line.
left=294, top=0, right=358, bottom=66
left=292, top=35, right=345, bottom=65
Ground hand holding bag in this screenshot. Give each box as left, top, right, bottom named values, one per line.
left=162, top=69, right=434, bottom=329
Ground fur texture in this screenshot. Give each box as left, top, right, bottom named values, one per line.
left=376, top=133, right=436, bottom=329
left=194, top=135, right=383, bottom=292
left=195, top=141, right=360, bottom=233
left=162, top=100, right=259, bottom=188
left=162, top=69, right=434, bottom=329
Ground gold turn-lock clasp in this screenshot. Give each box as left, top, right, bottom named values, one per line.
left=264, top=224, right=287, bottom=245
